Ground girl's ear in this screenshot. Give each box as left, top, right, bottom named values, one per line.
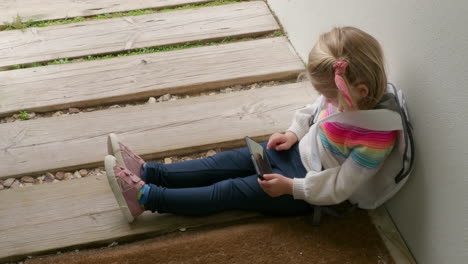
left=355, top=84, right=369, bottom=98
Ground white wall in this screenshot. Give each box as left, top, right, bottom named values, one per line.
left=266, top=0, right=468, bottom=263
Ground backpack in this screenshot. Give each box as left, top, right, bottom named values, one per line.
left=308, top=83, right=415, bottom=225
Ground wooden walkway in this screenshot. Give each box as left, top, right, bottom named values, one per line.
left=0, top=1, right=278, bottom=68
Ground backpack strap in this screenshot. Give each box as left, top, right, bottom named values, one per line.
left=388, top=83, right=415, bottom=184
left=311, top=201, right=358, bottom=226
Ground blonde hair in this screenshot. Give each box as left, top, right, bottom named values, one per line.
left=306, top=27, right=387, bottom=110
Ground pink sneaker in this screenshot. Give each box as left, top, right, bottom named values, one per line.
left=105, top=155, right=145, bottom=223
left=108, top=133, right=145, bottom=179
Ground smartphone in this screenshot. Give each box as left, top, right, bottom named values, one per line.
left=244, top=136, right=273, bottom=180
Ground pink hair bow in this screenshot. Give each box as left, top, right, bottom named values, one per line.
left=333, top=60, right=353, bottom=108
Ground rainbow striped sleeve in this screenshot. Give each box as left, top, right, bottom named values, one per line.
left=319, top=122, right=397, bottom=169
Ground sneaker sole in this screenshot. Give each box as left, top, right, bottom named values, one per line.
left=105, top=155, right=135, bottom=223
left=108, top=133, right=126, bottom=169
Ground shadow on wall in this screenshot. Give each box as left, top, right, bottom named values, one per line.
left=387, top=59, right=430, bottom=257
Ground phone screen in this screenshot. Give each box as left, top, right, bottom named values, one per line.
left=245, top=137, right=272, bottom=179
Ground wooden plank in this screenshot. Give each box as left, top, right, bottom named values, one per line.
left=0, top=37, right=303, bottom=117
left=0, top=0, right=215, bottom=23
left=0, top=1, right=279, bottom=68
left=369, top=207, right=417, bottom=263
left=0, top=82, right=318, bottom=180
left=0, top=175, right=261, bottom=262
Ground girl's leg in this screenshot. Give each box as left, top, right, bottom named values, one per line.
left=143, top=169, right=312, bottom=216
left=143, top=146, right=256, bottom=188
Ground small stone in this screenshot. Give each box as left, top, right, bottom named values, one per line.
left=79, top=169, right=88, bottom=177
left=179, top=227, right=187, bottom=232
left=224, top=88, right=233, bottom=93
left=157, top=94, right=171, bottom=102
left=206, top=150, right=217, bottom=157
left=38, top=175, right=45, bottom=181
left=68, top=107, right=80, bottom=113
left=209, top=92, right=216, bottom=96
left=52, top=179, right=60, bottom=183
left=12, top=114, right=20, bottom=119
left=10, top=180, right=21, bottom=189
left=52, top=111, right=63, bottom=117
left=109, top=105, right=121, bottom=109
left=0, top=184, right=4, bottom=190
left=64, top=172, right=73, bottom=180
left=20, top=176, right=35, bottom=183
left=45, top=172, right=55, bottom=182
left=85, top=108, right=96, bottom=112
left=108, top=241, right=118, bottom=247
left=5, top=117, right=15, bottom=123
left=34, top=178, right=44, bottom=185
left=147, top=97, right=157, bottom=104
left=29, top=112, right=36, bottom=119
left=164, top=157, right=172, bottom=164
left=23, top=183, right=33, bottom=187
left=73, top=171, right=82, bottom=179
left=0, top=180, right=3, bottom=185
left=3, top=178, right=16, bottom=187
left=55, top=171, right=65, bottom=180
left=232, top=85, right=242, bottom=91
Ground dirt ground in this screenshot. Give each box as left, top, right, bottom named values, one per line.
left=26, top=209, right=394, bottom=264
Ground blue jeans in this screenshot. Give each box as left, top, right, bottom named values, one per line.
left=142, top=143, right=312, bottom=216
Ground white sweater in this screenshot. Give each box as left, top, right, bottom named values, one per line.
left=288, top=96, right=398, bottom=206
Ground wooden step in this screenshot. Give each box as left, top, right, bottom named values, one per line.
left=0, top=37, right=303, bottom=117
left=0, top=0, right=215, bottom=23
left=0, top=1, right=279, bottom=68
left=0, top=82, right=318, bottom=180
left=0, top=175, right=261, bottom=262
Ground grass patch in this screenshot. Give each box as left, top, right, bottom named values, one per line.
left=1, top=0, right=240, bottom=31
left=8, top=37, right=239, bottom=70
left=18, top=111, right=30, bottom=120
left=273, top=31, right=283, bottom=37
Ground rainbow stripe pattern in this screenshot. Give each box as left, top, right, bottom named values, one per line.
left=318, top=107, right=397, bottom=169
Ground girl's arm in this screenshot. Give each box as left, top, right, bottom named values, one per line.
left=286, top=96, right=322, bottom=141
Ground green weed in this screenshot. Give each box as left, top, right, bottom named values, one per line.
left=18, top=111, right=29, bottom=120
left=2, top=15, right=34, bottom=31
left=274, top=31, right=283, bottom=37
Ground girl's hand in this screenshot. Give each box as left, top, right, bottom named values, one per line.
left=266, top=131, right=298, bottom=151
left=258, top=174, right=293, bottom=197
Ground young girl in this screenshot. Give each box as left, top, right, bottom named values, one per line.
left=105, top=26, right=398, bottom=223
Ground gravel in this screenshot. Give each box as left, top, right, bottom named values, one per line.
left=20, top=176, right=35, bottom=183
left=55, top=172, right=65, bottom=180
